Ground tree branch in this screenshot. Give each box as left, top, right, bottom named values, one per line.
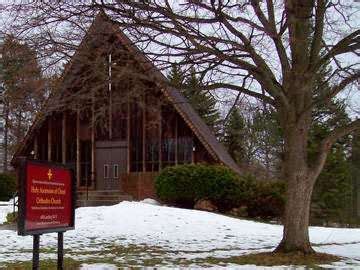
left=327, top=71, right=360, bottom=100
left=309, top=0, right=326, bottom=67
left=307, top=70, right=360, bottom=114
left=310, top=119, right=360, bottom=180
left=203, top=82, right=275, bottom=106
left=317, top=29, right=360, bottom=71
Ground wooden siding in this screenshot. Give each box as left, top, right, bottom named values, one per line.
left=122, top=172, right=158, bottom=200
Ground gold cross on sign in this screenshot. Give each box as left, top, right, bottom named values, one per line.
left=47, top=169, right=53, bottom=181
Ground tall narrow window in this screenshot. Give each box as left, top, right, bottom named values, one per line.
left=130, top=100, right=143, bottom=172
left=177, top=116, right=193, bottom=164
left=104, top=164, right=110, bottom=178
left=145, top=95, right=160, bottom=172
left=161, top=106, right=176, bottom=168
left=113, top=164, right=119, bottom=178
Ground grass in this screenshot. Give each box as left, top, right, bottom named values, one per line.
left=199, top=252, right=341, bottom=267
left=0, top=258, right=81, bottom=270
left=1, top=244, right=170, bottom=269
left=0, top=245, right=343, bottom=269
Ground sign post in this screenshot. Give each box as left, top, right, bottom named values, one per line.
left=33, top=234, right=40, bottom=270
left=58, top=232, right=64, bottom=270
left=17, top=157, right=75, bottom=270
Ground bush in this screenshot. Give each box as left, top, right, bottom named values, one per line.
left=5, top=211, right=17, bottom=224
left=155, top=164, right=241, bottom=210
left=155, top=164, right=286, bottom=219
left=0, top=173, right=17, bottom=201
left=247, top=180, right=286, bottom=220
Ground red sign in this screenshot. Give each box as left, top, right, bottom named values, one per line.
left=18, top=159, right=75, bottom=235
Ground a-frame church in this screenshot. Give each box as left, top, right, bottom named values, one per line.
left=12, top=14, right=240, bottom=206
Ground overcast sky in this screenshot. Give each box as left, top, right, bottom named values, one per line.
left=0, top=2, right=359, bottom=117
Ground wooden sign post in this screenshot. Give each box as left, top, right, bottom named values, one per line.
left=17, top=157, right=76, bottom=270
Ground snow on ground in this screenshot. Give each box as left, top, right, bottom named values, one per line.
left=80, top=263, right=118, bottom=270
left=0, top=201, right=360, bottom=268
left=0, top=199, right=12, bottom=224
left=139, top=198, right=161, bottom=206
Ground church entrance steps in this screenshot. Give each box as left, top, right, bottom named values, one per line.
left=77, top=190, right=133, bottom=207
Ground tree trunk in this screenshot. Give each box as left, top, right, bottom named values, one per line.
left=3, top=104, right=9, bottom=172
left=15, top=112, right=23, bottom=146
left=275, top=110, right=316, bottom=254
left=276, top=173, right=315, bottom=253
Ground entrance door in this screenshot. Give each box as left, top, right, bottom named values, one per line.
left=95, top=141, right=127, bottom=190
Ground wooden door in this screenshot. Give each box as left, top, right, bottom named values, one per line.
left=95, top=141, right=127, bottom=190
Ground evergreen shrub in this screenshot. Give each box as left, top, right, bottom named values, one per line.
left=0, top=173, right=16, bottom=201
left=247, top=180, right=286, bottom=219
left=155, top=164, right=286, bottom=218
left=155, top=164, right=241, bottom=210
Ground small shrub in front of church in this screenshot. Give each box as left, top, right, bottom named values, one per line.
left=0, top=173, right=16, bottom=201
left=155, top=164, right=286, bottom=220
left=155, top=164, right=241, bottom=210
left=247, top=180, right=286, bottom=220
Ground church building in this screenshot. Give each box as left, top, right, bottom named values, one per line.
left=12, top=14, right=240, bottom=206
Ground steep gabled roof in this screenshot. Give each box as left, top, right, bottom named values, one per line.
left=12, top=13, right=241, bottom=175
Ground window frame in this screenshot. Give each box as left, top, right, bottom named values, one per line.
left=104, top=164, right=110, bottom=179
left=113, top=164, right=119, bottom=179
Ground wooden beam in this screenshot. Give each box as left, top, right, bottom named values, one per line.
left=109, top=53, right=113, bottom=140
left=91, top=99, right=96, bottom=188
left=142, top=95, right=146, bottom=172
left=34, top=136, right=38, bottom=160
left=127, top=99, right=131, bottom=173
left=76, top=110, right=81, bottom=188
left=47, top=118, right=52, bottom=162
left=62, top=112, right=66, bottom=164
left=192, top=138, right=195, bottom=164
left=109, top=90, right=113, bottom=140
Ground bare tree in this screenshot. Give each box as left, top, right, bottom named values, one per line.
left=0, top=35, right=46, bottom=171
left=1, top=1, right=359, bottom=253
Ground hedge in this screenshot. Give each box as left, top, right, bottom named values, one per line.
left=155, top=164, right=286, bottom=218
left=155, top=164, right=240, bottom=210
left=0, top=173, right=17, bottom=201
left=247, top=180, right=286, bottom=219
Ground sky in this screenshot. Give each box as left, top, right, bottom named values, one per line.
left=0, top=2, right=359, bottom=117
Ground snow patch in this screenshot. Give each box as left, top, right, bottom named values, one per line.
left=0, top=199, right=14, bottom=224
left=139, top=198, right=161, bottom=206
left=80, top=263, right=118, bottom=270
